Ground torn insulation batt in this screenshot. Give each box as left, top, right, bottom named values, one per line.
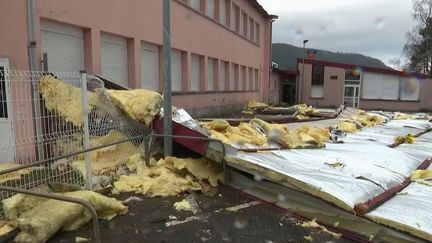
left=2, top=190, right=127, bottom=243
left=106, top=89, right=162, bottom=126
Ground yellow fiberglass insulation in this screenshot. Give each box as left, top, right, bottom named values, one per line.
left=394, top=134, right=416, bottom=144
left=2, top=190, right=127, bottom=243
left=291, top=104, right=319, bottom=116
left=39, top=75, right=95, bottom=127
left=351, top=113, right=382, bottom=127
left=113, top=154, right=223, bottom=197
left=411, top=170, right=432, bottom=180
left=247, top=100, right=269, bottom=110
left=106, top=89, right=162, bottom=126
left=0, top=164, right=34, bottom=184
left=337, top=121, right=359, bottom=133
left=204, top=120, right=269, bottom=146
left=204, top=118, right=329, bottom=149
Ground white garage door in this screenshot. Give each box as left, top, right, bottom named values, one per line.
left=40, top=21, right=84, bottom=72
left=101, top=33, right=128, bottom=87
left=141, top=42, right=159, bottom=91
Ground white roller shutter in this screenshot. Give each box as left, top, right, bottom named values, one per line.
left=206, top=0, right=215, bottom=18
left=171, top=50, right=182, bottom=92
left=40, top=21, right=84, bottom=72
left=141, top=42, right=159, bottom=91
left=362, top=72, right=399, bottom=100
left=239, top=66, right=244, bottom=91
left=219, top=61, right=226, bottom=91
left=219, top=0, right=227, bottom=25
left=362, top=73, right=381, bottom=99
left=381, top=75, right=399, bottom=100
left=101, top=33, right=128, bottom=87
left=230, top=64, right=235, bottom=90
left=207, top=58, right=215, bottom=91
left=191, top=54, right=200, bottom=91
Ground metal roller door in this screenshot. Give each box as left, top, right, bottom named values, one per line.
left=40, top=21, right=84, bottom=72
left=101, top=33, right=128, bottom=87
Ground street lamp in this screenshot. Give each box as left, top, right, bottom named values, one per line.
left=299, top=40, right=308, bottom=103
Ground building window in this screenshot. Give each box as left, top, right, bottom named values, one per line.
left=207, top=57, right=216, bottom=91
left=141, top=42, right=159, bottom=91
left=400, top=77, right=420, bottom=101
left=232, top=4, right=240, bottom=32
left=219, top=0, right=227, bottom=25
left=311, top=64, right=324, bottom=98
left=171, top=49, right=183, bottom=92
left=239, top=65, right=246, bottom=90
left=248, top=67, right=253, bottom=91
left=239, top=65, right=244, bottom=90
left=219, top=61, right=227, bottom=91
left=345, top=70, right=361, bottom=81
left=239, top=10, right=244, bottom=36
left=206, top=0, right=215, bottom=18
left=191, top=0, right=201, bottom=11
left=249, top=18, right=255, bottom=40
left=362, top=73, right=400, bottom=100
left=254, top=68, right=259, bottom=90
left=229, top=63, right=235, bottom=90
left=255, top=23, right=260, bottom=44
left=191, top=53, right=201, bottom=92
left=242, top=11, right=248, bottom=37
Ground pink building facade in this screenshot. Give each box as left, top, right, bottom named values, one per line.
left=273, top=59, right=432, bottom=112
left=0, top=0, right=275, bottom=116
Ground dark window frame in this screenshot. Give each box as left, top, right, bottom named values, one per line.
left=311, top=64, right=324, bottom=86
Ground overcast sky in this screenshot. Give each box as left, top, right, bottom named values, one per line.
left=257, top=0, right=414, bottom=66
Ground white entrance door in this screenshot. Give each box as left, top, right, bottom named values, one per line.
left=344, top=85, right=360, bottom=108
left=0, top=58, right=15, bottom=162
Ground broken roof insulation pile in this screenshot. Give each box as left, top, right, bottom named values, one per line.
left=39, top=75, right=162, bottom=127
left=203, top=118, right=330, bottom=149
left=227, top=142, right=423, bottom=212
left=112, top=154, right=223, bottom=197
left=39, top=75, right=96, bottom=127
left=0, top=164, right=34, bottom=184
left=337, top=111, right=384, bottom=133
left=106, top=89, right=162, bottom=127
left=2, top=189, right=127, bottom=242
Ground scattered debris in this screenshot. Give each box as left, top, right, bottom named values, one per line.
left=225, top=201, right=261, bottom=212
left=123, top=196, right=143, bottom=204
left=301, top=219, right=342, bottom=238
left=304, top=235, right=314, bottom=242
left=333, top=222, right=340, bottom=227
left=75, top=236, right=90, bottom=242
left=325, top=161, right=345, bottom=169
left=174, top=199, right=192, bottom=212
left=165, top=215, right=202, bottom=227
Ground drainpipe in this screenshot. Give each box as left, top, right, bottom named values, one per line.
left=268, top=15, right=278, bottom=104
left=27, top=0, right=44, bottom=160
left=163, top=0, right=173, bottom=156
